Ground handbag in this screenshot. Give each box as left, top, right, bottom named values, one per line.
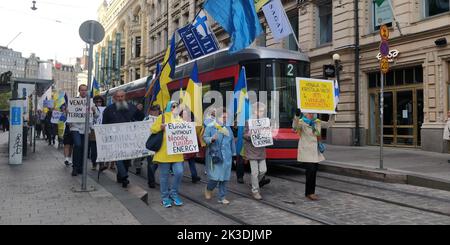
left=145, top=114, right=165, bottom=152
left=209, top=137, right=223, bottom=164
left=318, top=142, right=326, bottom=153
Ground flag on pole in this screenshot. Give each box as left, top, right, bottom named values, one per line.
left=255, top=0, right=270, bottom=12
left=334, top=80, right=340, bottom=110
left=91, top=78, right=100, bottom=97
left=153, top=33, right=176, bottom=110
left=182, top=62, right=203, bottom=126
left=234, top=66, right=251, bottom=156
left=204, top=0, right=263, bottom=53
left=262, top=0, right=293, bottom=41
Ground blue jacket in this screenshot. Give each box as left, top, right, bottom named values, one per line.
left=203, top=124, right=236, bottom=181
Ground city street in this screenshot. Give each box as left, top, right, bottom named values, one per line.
left=2, top=132, right=450, bottom=225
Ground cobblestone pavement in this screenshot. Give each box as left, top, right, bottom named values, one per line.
left=0, top=132, right=140, bottom=225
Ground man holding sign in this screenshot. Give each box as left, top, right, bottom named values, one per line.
left=244, top=102, right=271, bottom=200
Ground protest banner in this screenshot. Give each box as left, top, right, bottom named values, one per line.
left=93, top=107, right=106, bottom=125
left=43, top=100, right=54, bottom=109
left=249, top=118, right=273, bottom=147
left=94, top=120, right=156, bottom=162
left=296, top=77, right=337, bottom=114
left=166, top=122, right=199, bottom=155
left=66, top=98, right=92, bottom=123
left=50, top=111, right=64, bottom=124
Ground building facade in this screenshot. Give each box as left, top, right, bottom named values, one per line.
left=53, top=62, right=80, bottom=98
left=0, top=46, right=26, bottom=79
left=96, top=0, right=450, bottom=153
left=25, top=53, right=40, bottom=79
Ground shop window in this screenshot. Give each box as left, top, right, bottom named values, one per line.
left=405, top=67, right=415, bottom=84
left=386, top=70, right=394, bottom=86
left=424, top=0, right=449, bottom=17
left=395, top=70, right=404, bottom=85
left=415, top=66, right=423, bottom=83
left=368, top=66, right=423, bottom=88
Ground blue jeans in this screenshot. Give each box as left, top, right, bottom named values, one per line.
left=146, top=156, right=157, bottom=184
left=207, top=180, right=228, bottom=201
left=88, top=141, right=97, bottom=167
left=188, top=158, right=198, bottom=178
left=71, top=131, right=85, bottom=173
left=116, top=160, right=130, bottom=181
left=159, top=162, right=183, bottom=200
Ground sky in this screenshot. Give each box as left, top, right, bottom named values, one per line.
left=0, top=0, right=104, bottom=64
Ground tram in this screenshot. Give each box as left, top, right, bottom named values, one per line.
left=102, top=47, right=310, bottom=162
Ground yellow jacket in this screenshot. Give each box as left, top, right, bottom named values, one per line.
left=151, top=112, right=184, bottom=163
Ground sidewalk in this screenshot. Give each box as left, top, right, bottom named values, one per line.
left=0, top=131, right=141, bottom=225
left=322, top=144, right=450, bottom=190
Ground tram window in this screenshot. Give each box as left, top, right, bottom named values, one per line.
left=244, top=63, right=261, bottom=93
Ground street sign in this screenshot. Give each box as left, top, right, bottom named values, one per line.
left=79, top=20, right=105, bottom=44
left=379, top=40, right=390, bottom=57
left=380, top=57, right=389, bottom=74
left=380, top=24, right=389, bottom=41
left=323, top=65, right=336, bottom=78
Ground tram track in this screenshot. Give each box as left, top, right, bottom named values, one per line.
left=269, top=165, right=450, bottom=218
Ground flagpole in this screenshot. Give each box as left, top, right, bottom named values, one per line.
left=281, top=4, right=301, bottom=52
left=387, top=0, right=403, bottom=36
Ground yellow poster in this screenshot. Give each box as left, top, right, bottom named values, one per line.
left=255, top=0, right=270, bottom=12
left=296, top=77, right=336, bottom=114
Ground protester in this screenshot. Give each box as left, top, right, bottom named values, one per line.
left=244, top=102, right=270, bottom=200
left=35, top=110, right=43, bottom=139
left=102, top=90, right=138, bottom=188
left=69, top=84, right=98, bottom=176
left=151, top=101, right=185, bottom=208
left=293, top=112, right=335, bottom=201
left=181, top=108, right=201, bottom=184
left=146, top=104, right=161, bottom=189
left=63, top=123, right=73, bottom=166
left=443, top=110, right=450, bottom=163
left=203, top=108, right=236, bottom=205
left=45, top=109, right=56, bottom=145
left=89, top=95, right=105, bottom=171
left=134, top=103, right=146, bottom=121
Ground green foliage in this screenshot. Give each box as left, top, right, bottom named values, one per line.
left=0, top=92, right=12, bottom=110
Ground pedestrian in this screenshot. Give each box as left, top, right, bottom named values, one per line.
left=35, top=110, right=43, bottom=139
left=89, top=95, right=105, bottom=171
left=203, top=108, right=236, bottom=205
left=102, top=90, right=137, bottom=188
left=151, top=101, right=185, bottom=208
left=40, top=109, right=47, bottom=139
left=293, top=112, right=335, bottom=201
left=2, top=114, right=10, bottom=132
left=443, top=110, right=450, bottom=163
left=181, top=108, right=201, bottom=184
left=45, top=109, right=56, bottom=145
left=146, top=104, right=161, bottom=189
left=244, top=102, right=270, bottom=200
left=69, top=84, right=98, bottom=176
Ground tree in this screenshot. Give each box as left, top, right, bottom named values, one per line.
left=0, top=92, right=12, bottom=111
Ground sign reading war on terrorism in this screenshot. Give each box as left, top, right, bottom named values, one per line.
left=94, top=120, right=156, bottom=162
left=248, top=118, right=273, bottom=148
left=166, top=122, right=199, bottom=155
left=66, top=98, right=92, bottom=123
left=296, top=77, right=337, bottom=114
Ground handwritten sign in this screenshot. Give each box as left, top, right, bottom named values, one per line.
left=66, top=98, right=92, bottom=123
left=43, top=100, right=54, bottom=109
left=51, top=111, right=64, bottom=124
left=296, top=77, right=336, bottom=114
left=94, top=121, right=155, bottom=162
left=166, top=122, right=199, bottom=155
left=249, top=118, right=273, bottom=147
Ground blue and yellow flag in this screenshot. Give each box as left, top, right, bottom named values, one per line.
left=153, top=33, right=176, bottom=111
left=182, top=62, right=203, bottom=126
left=91, top=78, right=100, bottom=97
left=234, top=66, right=250, bottom=155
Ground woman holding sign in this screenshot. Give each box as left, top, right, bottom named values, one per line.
left=293, top=113, right=335, bottom=201
left=203, top=108, right=236, bottom=205
left=151, top=101, right=185, bottom=208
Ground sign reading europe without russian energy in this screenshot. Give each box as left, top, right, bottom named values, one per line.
left=296, top=77, right=337, bottom=114
left=94, top=119, right=156, bottom=162
left=249, top=118, right=274, bottom=147
left=166, top=122, right=199, bottom=155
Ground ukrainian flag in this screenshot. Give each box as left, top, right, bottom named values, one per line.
left=91, top=78, right=100, bottom=97
left=182, top=62, right=203, bottom=126
left=234, top=66, right=250, bottom=156
left=153, top=33, right=176, bottom=110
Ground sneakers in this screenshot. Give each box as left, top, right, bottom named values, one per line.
left=171, top=196, right=184, bottom=206
left=237, top=177, right=244, bottom=184
left=192, top=176, right=201, bottom=183
left=252, top=192, right=262, bottom=200
left=205, top=189, right=213, bottom=200
left=64, top=160, right=70, bottom=166
left=259, top=177, right=271, bottom=188
left=218, top=199, right=230, bottom=205
left=161, top=199, right=172, bottom=208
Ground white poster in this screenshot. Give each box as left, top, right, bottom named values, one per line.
left=93, top=107, right=106, bottom=125
left=51, top=111, right=64, bottom=124
left=94, top=121, right=155, bottom=162
left=66, top=98, right=92, bottom=123
left=249, top=118, right=274, bottom=147
left=166, top=122, right=199, bottom=155
left=262, top=0, right=293, bottom=41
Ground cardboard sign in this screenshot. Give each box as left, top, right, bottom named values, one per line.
left=296, top=77, right=337, bottom=114
left=166, top=122, right=199, bottom=155
left=94, top=121, right=155, bottom=162
left=66, top=98, right=92, bottom=123
left=43, top=100, right=54, bottom=109
left=249, top=118, right=273, bottom=147
left=51, top=111, right=64, bottom=124
left=93, top=107, right=106, bottom=125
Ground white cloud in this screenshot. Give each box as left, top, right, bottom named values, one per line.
left=0, top=0, right=104, bottom=64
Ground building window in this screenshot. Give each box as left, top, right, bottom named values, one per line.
left=368, top=66, right=423, bottom=88
left=317, top=0, right=332, bottom=45
left=256, top=25, right=266, bottom=47
left=287, top=13, right=299, bottom=51
left=373, top=0, right=393, bottom=30
left=424, top=0, right=449, bottom=17
left=135, top=68, right=141, bottom=80
left=135, top=36, right=141, bottom=58
left=120, top=48, right=125, bottom=66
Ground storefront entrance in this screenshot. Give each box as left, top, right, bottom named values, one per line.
left=368, top=66, right=424, bottom=147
